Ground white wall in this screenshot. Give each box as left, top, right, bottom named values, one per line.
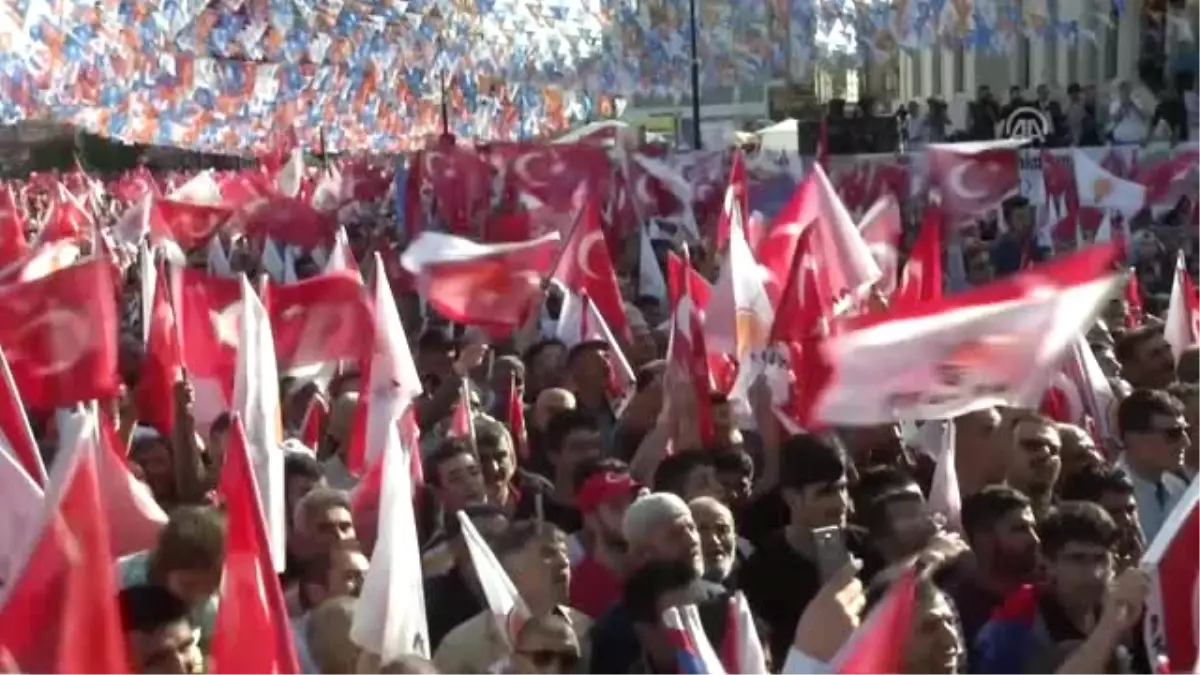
left=896, top=0, right=1141, bottom=105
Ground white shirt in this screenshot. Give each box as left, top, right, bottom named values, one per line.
left=1119, top=457, right=1188, bottom=541
left=1109, top=99, right=1149, bottom=144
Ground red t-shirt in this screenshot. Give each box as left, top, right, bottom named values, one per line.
left=569, top=554, right=622, bottom=620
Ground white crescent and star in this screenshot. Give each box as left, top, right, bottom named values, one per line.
left=210, top=302, right=242, bottom=347
left=761, top=221, right=804, bottom=257
left=7, top=307, right=91, bottom=377
left=946, top=162, right=989, bottom=201
left=577, top=230, right=606, bottom=280
left=514, top=152, right=545, bottom=190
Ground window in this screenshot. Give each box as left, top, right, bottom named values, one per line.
left=1104, top=8, right=1119, bottom=81
left=954, top=46, right=966, bottom=93
left=705, top=86, right=736, bottom=105
left=1046, top=0, right=1059, bottom=85
left=912, top=52, right=923, bottom=99
left=932, top=47, right=944, bottom=97
left=1068, top=42, right=1079, bottom=84
left=1019, top=36, right=1032, bottom=88
left=739, top=84, right=766, bottom=103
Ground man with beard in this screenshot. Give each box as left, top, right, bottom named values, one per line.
left=945, top=486, right=1041, bottom=657
left=570, top=461, right=643, bottom=619
left=689, top=496, right=741, bottom=588
left=1005, top=413, right=1063, bottom=521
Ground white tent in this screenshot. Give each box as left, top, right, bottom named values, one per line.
left=755, top=118, right=800, bottom=153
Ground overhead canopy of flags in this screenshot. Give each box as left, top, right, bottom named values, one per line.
left=0, top=0, right=1144, bottom=153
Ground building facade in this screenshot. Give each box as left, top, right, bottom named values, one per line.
left=896, top=0, right=1197, bottom=124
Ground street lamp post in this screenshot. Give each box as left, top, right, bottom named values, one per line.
left=688, top=0, right=702, bottom=149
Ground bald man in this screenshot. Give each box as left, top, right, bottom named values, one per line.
left=534, top=388, right=576, bottom=431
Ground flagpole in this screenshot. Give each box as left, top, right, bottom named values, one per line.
left=688, top=0, right=702, bottom=150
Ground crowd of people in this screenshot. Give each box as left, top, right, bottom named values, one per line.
left=900, top=75, right=1200, bottom=148
left=0, top=133, right=1196, bottom=675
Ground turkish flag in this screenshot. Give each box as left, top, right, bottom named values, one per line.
left=150, top=198, right=233, bottom=249
left=714, top=149, right=749, bottom=253
left=1165, top=251, right=1200, bottom=363
left=769, top=225, right=833, bottom=344
left=177, top=269, right=241, bottom=401
left=211, top=416, right=301, bottom=674
left=667, top=252, right=715, bottom=446
left=926, top=140, right=1022, bottom=215
left=551, top=194, right=628, bottom=340
left=401, top=232, right=561, bottom=336
left=135, top=260, right=184, bottom=436
left=834, top=567, right=918, bottom=673
left=0, top=410, right=129, bottom=673
left=268, top=271, right=374, bottom=371
left=36, top=184, right=93, bottom=246
left=0, top=185, right=28, bottom=267
left=892, top=204, right=944, bottom=310
left=666, top=252, right=712, bottom=312
left=0, top=259, right=119, bottom=411
left=856, top=195, right=903, bottom=297
left=242, top=197, right=337, bottom=250
left=1143, top=480, right=1199, bottom=674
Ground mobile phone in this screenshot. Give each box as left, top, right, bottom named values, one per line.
left=811, top=526, right=851, bottom=581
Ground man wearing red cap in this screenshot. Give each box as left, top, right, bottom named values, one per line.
left=569, top=459, right=644, bottom=619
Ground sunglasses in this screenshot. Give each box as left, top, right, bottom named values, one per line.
left=518, top=649, right=580, bottom=670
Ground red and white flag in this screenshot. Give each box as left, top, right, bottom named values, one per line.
left=892, top=205, right=943, bottom=310
left=400, top=231, right=560, bottom=336
left=0, top=259, right=119, bottom=411
left=346, top=254, right=424, bottom=478
left=232, top=275, right=286, bottom=573
left=754, top=165, right=880, bottom=311
left=551, top=194, right=628, bottom=340
left=135, top=259, right=184, bottom=436
left=833, top=567, right=918, bottom=674
left=96, top=408, right=167, bottom=558
left=211, top=416, right=300, bottom=674
left=667, top=251, right=716, bottom=446
left=458, top=510, right=531, bottom=646
left=1143, top=479, right=1198, bottom=675
left=268, top=271, right=374, bottom=371
left=0, top=346, right=46, bottom=486
left=714, top=149, right=749, bottom=253
left=177, top=269, right=241, bottom=426
left=1164, top=251, right=1199, bottom=363
left=856, top=195, right=904, bottom=298
left=0, top=409, right=42, bottom=589
left=719, top=591, right=768, bottom=674
left=796, top=244, right=1124, bottom=426
left=350, top=425, right=430, bottom=661
left=926, top=140, right=1022, bottom=215
left=0, top=408, right=129, bottom=673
